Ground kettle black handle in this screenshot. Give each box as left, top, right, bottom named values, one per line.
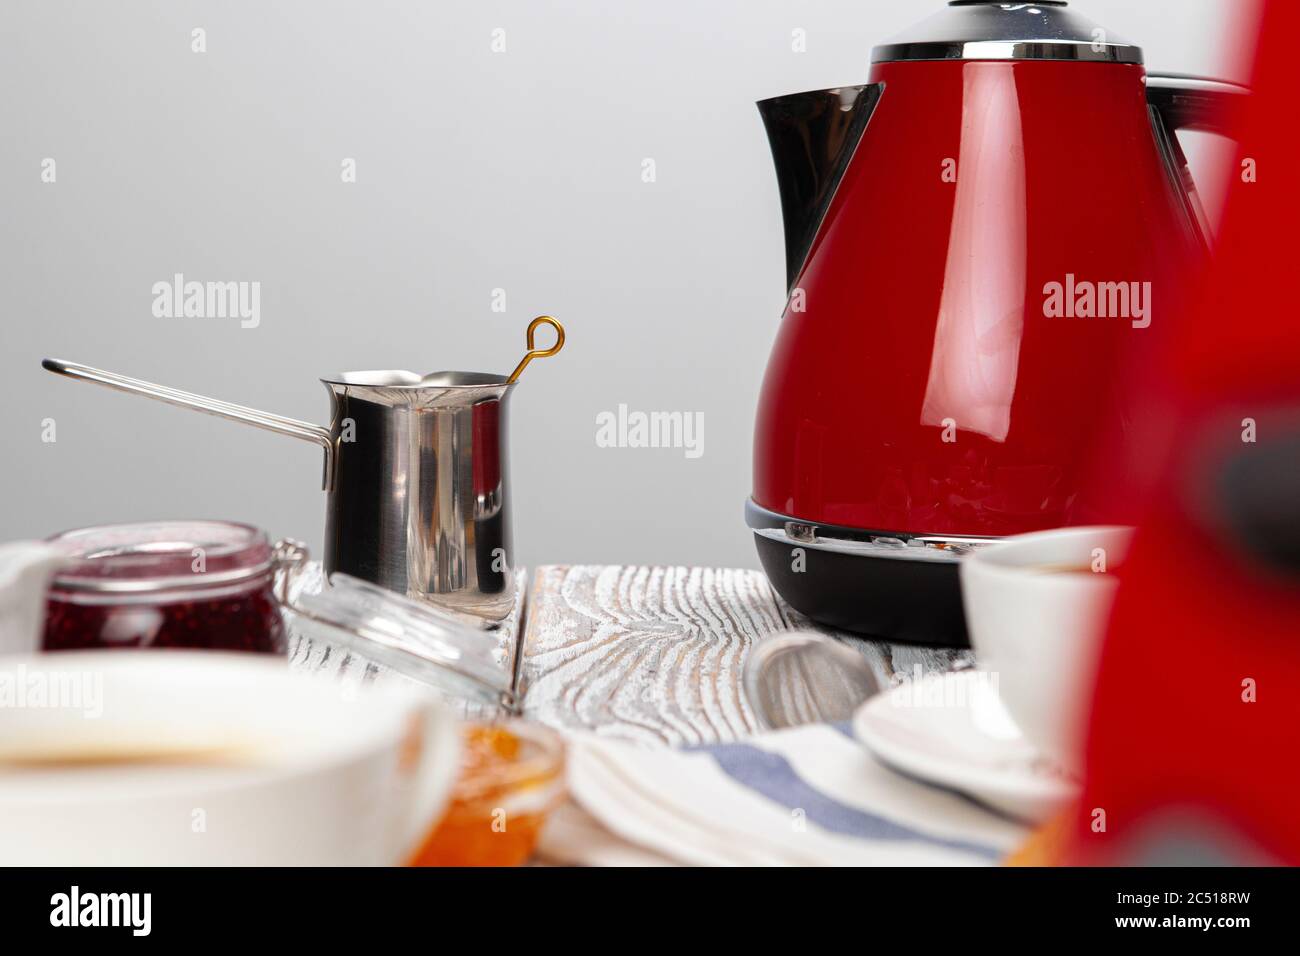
left=1145, top=73, right=1250, bottom=246
left=1146, top=73, right=1249, bottom=138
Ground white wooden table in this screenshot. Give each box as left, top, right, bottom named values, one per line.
left=290, top=564, right=970, bottom=744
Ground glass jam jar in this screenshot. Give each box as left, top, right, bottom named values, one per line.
left=42, top=521, right=285, bottom=654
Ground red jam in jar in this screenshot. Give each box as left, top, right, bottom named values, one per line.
left=42, top=521, right=285, bottom=654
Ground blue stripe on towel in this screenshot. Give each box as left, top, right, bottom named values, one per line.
left=702, top=741, right=1002, bottom=862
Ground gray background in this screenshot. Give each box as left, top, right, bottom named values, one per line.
left=1, top=0, right=1243, bottom=569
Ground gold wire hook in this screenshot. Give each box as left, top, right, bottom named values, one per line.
left=506, top=315, right=566, bottom=384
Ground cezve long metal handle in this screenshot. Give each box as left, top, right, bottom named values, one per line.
left=41, top=358, right=336, bottom=491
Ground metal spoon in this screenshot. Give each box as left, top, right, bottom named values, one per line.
left=506, top=316, right=565, bottom=384
left=742, top=630, right=883, bottom=731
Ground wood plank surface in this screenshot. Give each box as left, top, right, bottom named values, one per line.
left=519, top=565, right=970, bottom=746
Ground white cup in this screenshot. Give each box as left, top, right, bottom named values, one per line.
left=0, top=651, right=460, bottom=865
left=960, top=526, right=1133, bottom=772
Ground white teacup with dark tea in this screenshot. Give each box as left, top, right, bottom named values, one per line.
left=0, top=651, right=460, bottom=865
left=961, top=526, right=1134, bottom=773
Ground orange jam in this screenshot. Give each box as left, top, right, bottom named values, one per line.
left=409, top=722, right=565, bottom=867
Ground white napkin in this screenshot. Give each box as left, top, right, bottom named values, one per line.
left=0, top=542, right=66, bottom=656
left=537, top=723, right=1028, bottom=866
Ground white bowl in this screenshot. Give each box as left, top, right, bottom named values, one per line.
left=960, top=526, right=1133, bottom=772
left=0, top=651, right=460, bottom=865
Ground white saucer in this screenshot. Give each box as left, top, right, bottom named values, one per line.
left=853, top=670, right=1079, bottom=824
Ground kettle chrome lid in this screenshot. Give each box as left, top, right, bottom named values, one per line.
left=873, top=1, right=1142, bottom=65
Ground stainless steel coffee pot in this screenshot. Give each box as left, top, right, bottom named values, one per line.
left=42, top=316, right=564, bottom=622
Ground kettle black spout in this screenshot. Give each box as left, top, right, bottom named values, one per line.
left=758, top=84, right=883, bottom=292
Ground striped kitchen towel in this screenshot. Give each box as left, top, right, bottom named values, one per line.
left=536, top=722, right=1028, bottom=866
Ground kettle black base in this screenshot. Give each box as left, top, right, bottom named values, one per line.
left=745, top=500, right=977, bottom=647
left=753, top=534, right=970, bottom=648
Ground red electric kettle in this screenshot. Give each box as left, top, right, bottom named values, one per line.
left=747, top=1, right=1246, bottom=645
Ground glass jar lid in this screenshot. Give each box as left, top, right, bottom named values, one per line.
left=273, top=541, right=515, bottom=711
